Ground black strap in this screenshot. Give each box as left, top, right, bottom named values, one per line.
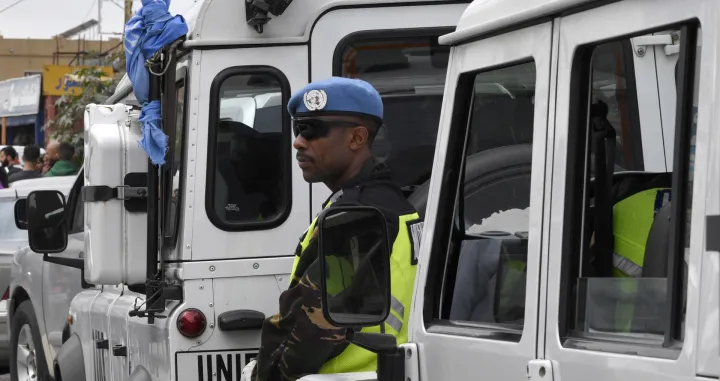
left=83, top=185, right=148, bottom=202
left=591, top=107, right=616, bottom=277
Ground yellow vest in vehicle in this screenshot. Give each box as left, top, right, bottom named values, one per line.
left=611, top=187, right=670, bottom=331
left=289, top=200, right=421, bottom=374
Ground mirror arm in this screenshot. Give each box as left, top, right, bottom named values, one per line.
left=345, top=329, right=397, bottom=354
left=42, top=254, right=95, bottom=289
left=346, top=330, right=405, bottom=381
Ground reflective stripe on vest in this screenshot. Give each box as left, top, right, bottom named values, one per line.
left=290, top=208, right=421, bottom=374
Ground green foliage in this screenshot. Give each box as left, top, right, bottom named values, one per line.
left=45, top=51, right=126, bottom=161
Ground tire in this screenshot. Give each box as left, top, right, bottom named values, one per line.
left=10, top=301, right=51, bottom=381
left=407, top=144, right=534, bottom=219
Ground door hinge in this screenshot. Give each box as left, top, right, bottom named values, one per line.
left=400, top=343, right=419, bottom=381
left=631, top=34, right=676, bottom=57
left=527, top=359, right=555, bottom=381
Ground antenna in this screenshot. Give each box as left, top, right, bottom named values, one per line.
left=98, top=0, right=103, bottom=36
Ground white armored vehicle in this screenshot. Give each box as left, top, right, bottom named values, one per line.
left=11, top=0, right=720, bottom=380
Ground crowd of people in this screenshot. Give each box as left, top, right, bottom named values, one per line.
left=0, top=141, right=80, bottom=189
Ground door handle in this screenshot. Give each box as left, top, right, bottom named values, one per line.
left=217, top=310, right=265, bottom=331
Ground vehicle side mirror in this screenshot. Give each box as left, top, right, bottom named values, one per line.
left=14, top=199, right=27, bottom=230
left=26, top=190, right=68, bottom=254
left=317, top=206, right=391, bottom=328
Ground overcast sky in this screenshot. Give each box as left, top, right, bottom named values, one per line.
left=0, top=0, right=198, bottom=39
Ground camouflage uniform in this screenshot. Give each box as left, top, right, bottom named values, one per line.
left=252, top=159, right=400, bottom=381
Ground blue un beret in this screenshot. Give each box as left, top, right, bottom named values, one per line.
left=287, top=77, right=383, bottom=122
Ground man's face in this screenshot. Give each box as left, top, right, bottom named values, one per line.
left=292, top=116, right=365, bottom=183
left=45, top=144, right=59, bottom=162
left=0, top=152, right=6, bottom=167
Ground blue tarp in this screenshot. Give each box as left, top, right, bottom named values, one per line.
left=124, top=0, right=188, bottom=165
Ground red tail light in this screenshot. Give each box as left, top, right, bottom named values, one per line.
left=2, top=288, right=9, bottom=301
left=177, top=308, right=206, bottom=338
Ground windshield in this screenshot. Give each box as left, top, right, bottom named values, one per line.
left=339, top=34, right=449, bottom=188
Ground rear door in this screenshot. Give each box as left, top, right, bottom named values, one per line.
left=308, top=2, right=468, bottom=214
left=544, top=1, right=718, bottom=380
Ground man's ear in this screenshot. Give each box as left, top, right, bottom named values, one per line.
left=348, top=126, right=369, bottom=150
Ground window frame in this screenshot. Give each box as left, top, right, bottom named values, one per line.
left=422, top=59, right=537, bottom=344
left=67, top=171, right=84, bottom=235
left=331, top=27, right=454, bottom=191
left=162, top=68, right=188, bottom=247
left=558, top=21, right=700, bottom=358
left=204, top=65, right=293, bottom=232
left=331, top=26, right=455, bottom=75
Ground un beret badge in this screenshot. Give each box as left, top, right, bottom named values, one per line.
left=303, top=89, right=328, bottom=111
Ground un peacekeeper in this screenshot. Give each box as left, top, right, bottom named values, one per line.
left=242, top=77, right=422, bottom=381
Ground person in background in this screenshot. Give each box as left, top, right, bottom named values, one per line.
left=42, top=141, right=60, bottom=174
left=9, top=144, right=43, bottom=183
left=0, top=146, right=22, bottom=177
left=44, top=142, right=79, bottom=177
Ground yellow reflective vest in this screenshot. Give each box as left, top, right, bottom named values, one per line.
left=611, top=187, right=671, bottom=331
left=289, top=195, right=422, bottom=374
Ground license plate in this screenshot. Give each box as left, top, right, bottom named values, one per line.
left=176, top=349, right=258, bottom=381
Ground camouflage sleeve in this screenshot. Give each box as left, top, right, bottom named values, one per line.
left=253, top=258, right=349, bottom=381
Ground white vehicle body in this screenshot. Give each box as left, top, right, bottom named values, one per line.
left=4, top=176, right=75, bottom=374
left=306, top=1, right=719, bottom=381
left=13, top=1, right=719, bottom=381
left=13, top=1, right=469, bottom=381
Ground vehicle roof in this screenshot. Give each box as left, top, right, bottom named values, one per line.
left=0, top=188, right=16, bottom=198
left=187, top=0, right=467, bottom=47
left=9, top=176, right=75, bottom=197
left=439, top=0, right=598, bottom=46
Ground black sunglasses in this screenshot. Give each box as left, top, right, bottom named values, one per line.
left=292, top=118, right=362, bottom=140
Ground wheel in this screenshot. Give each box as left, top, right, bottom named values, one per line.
left=407, top=144, right=534, bottom=219
left=10, top=301, right=50, bottom=381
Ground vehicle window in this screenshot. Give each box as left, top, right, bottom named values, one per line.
left=430, top=61, right=537, bottom=333
left=589, top=41, right=644, bottom=171
left=72, top=188, right=83, bottom=233
left=68, top=172, right=84, bottom=234
left=562, top=26, right=699, bottom=350
left=337, top=34, right=450, bottom=189
left=0, top=198, right=25, bottom=241
left=208, top=70, right=289, bottom=228
left=166, top=83, right=185, bottom=241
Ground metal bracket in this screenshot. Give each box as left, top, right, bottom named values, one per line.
left=401, top=343, right=420, bottom=381
left=95, top=339, right=109, bottom=349
left=706, top=215, right=720, bottom=252
left=83, top=185, right=148, bottom=202
left=112, top=344, right=127, bottom=357
left=631, top=34, right=674, bottom=57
